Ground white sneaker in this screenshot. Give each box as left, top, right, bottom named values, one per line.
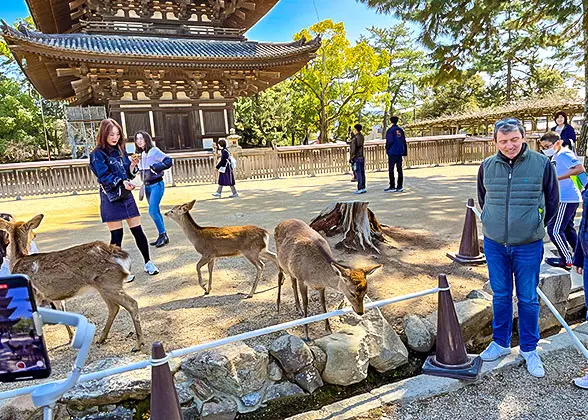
left=124, top=274, right=135, bottom=284
left=144, top=261, right=159, bottom=275
left=212, top=192, right=221, bottom=197
left=480, top=341, right=511, bottom=361
left=573, top=372, right=588, bottom=389
left=520, top=349, right=545, bottom=378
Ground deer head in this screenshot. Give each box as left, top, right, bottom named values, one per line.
left=164, top=200, right=196, bottom=223
left=331, top=262, right=382, bottom=315
left=0, top=214, right=44, bottom=262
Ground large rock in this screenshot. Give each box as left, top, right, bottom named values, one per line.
left=62, top=356, right=151, bottom=409
left=269, top=334, right=314, bottom=375
left=0, top=395, right=43, bottom=420
left=181, top=342, right=268, bottom=398
left=293, top=365, right=323, bottom=393
left=309, top=345, right=327, bottom=373
left=315, top=326, right=371, bottom=386
left=538, top=264, right=572, bottom=331
left=427, top=298, right=493, bottom=348
left=403, top=314, right=435, bottom=353
left=341, top=300, right=409, bottom=372
left=262, top=382, right=305, bottom=404
left=74, top=406, right=135, bottom=419
left=466, top=289, right=492, bottom=301
left=268, top=359, right=283, bottom=381
left=200, top=396, right=237, bottom=420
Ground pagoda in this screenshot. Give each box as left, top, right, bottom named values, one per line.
left=0, top=288, right=19, bottom=331
left=1, top=1, right=320, bottom=151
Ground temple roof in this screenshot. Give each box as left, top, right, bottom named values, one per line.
left=3, top=24, right=320, bottom=65
left=24, top=0, right=280, bottom=35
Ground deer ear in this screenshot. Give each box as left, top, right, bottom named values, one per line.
left=363, top=264, right=382, bottom=276
left=330, top=262, right=348, bottom=277
left=187, top=200, right=196, bottom=210
left=25, top=214, right=44, bottom=231
left=0, top=218, right=10, bottom=232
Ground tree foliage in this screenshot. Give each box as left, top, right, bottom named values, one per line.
left=292, top=20, right=389, bottom=142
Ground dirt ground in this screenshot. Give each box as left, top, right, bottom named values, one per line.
left=0, top=164, right=489, bottom=378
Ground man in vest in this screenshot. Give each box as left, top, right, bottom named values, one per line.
left=477, top=118, right=559, bottom=378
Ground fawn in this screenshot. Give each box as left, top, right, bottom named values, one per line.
left=165, top=200, right=280, bottom=297
left=0, top=215, right=144, bottom=352
left=274, top=219, right=381, bottom=339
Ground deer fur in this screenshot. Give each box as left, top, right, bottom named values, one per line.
left=165, top=200, right=280, bottom=297
left=274, top=219, right=381, bottom=339
left=0, top=215, right=144, bottom=352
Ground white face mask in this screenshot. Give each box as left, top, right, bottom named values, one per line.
left=542, top=146, right=556, bottom=157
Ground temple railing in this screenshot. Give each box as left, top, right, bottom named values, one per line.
left=0, top=135, right=533, bottom=199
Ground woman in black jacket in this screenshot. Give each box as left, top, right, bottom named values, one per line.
left=89, top=119, right=159, bottom=277
left=552, top=110, right=576, bottom=149
left=212, top=139, right=238, bottom=198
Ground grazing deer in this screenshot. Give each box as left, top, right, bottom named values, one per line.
left=0, top=215, right=144, bottom=352
left=274, top=219, right=381, bottom=340
left=165, top=200, right=279, bottom=297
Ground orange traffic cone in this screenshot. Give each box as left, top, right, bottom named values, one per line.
left=422, top=274, right=483, bottom=381
left=447, top=198, right=485, bottom=264
left=150, top=342, right=182, bottom=420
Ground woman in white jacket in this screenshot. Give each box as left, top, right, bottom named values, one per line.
left=134, top=131, right=173, bottom=248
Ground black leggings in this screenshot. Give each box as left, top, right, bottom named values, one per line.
left=109, top=225, right=151, bottom=263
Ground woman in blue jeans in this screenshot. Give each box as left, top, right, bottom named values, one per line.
left=572, top=187, right=588, bottom=322
left=134, top=131, right=173, bottom=248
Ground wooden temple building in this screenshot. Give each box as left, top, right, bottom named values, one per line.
left=2, top=0, right=320, bottom=151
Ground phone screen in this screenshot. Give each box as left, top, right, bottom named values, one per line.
left=0, top=275, right=50, bottom=382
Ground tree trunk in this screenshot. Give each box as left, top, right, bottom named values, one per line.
left=309, top=202, right=384, bottom=253
left=580, top=0, right=588, bottom=156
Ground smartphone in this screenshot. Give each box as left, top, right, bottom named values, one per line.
left=0, top=275, right=51, bottom=382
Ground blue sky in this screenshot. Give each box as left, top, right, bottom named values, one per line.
left=2, top=0, right=400, bottom=42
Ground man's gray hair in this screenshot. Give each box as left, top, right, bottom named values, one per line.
left=493, top=118, right=525, bottom=140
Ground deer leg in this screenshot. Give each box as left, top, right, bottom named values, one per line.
left=96, top=298, right=120, bottom=346
left=54, top=300, right=74, bottom=343
left=276, top=269, right=285, bottom=313
left=206, top=258, right=215, bottom=295
left=105, top=291, right=144, bottom=352
left=261, top=250, right=279, bottom=269
left=319, top=289, right=332, bottom=334
left=299, top=282, right=310, bottom=341
left=196, top=256, right=210, bottom=293
left=291, top=277, right=303, bottom=316
left=245, top=254, right=265, bottom=298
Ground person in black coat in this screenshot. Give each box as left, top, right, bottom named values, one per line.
left=385, top=116, right=408, bottom=192
left=212, top=139, right=238, bottom=198
left=551, top=110, right=576, bottom=149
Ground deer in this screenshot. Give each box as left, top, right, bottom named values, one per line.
left=164, top=200, right=280, bottom=297
left=274, top=219, right=381, bottom=340
left=0, top=215, right=144, bottom=352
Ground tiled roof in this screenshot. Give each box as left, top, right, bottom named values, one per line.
left=2, top=24, right=320, bottom=61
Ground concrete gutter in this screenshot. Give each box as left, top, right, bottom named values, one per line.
left=288, top=322, right=588, bottom=420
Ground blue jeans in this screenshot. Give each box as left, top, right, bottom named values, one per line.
left=578, top=231, right=588, bottom=320
left=484, top=237, right=543, bottom=352
left=145, top=180, right=166, bottom=234
left=354, top=158, right=365, bottom=190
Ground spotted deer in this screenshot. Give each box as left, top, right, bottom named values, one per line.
left=0, top=215, right=144, bottom=352
left=165, top=200, right=280, bottom=297
left=274, top=219, right=381, bottom=339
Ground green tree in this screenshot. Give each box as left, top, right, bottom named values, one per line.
left=362, top=24, right=429, bottom=135
left=293, top=20, right=389, bottom=143
left=357, top=0, right=587, bottom=150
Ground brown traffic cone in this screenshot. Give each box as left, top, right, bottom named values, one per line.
left=447, top=198, right=486, bottom=264
left=422, top=274, right=483, bottom=381
left=150, top=342, right=182, bottom=420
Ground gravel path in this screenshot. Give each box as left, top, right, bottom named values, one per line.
left=0, top=165, right=488, bottom=390
left=377, top=349, right=588, bottom=420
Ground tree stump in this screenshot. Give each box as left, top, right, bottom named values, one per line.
left=309, top=201, right=384, bottom=253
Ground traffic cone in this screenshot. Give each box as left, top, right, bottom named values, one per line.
left=422, top=274, right=483, bottom=381
left=447, top=198, right=486, bottom=264
left=150, top=342, right=182, bottom=420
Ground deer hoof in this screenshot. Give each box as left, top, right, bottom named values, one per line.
left=131, top=344, right=143, bottom=353
left=96, top=338, right=106, bottom=345
left=203, top=290, right=210, bottom=295
left=245, top=294, right=253, bottom=299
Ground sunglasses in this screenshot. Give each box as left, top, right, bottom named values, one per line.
left=494, top=118, right=522, bottom=129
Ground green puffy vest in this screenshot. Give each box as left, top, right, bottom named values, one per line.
left=481, top=147, right=549, bottom=245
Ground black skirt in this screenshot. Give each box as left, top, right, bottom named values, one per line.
left=218, top=166, right=235, bottom=186
left=99, top=189, right=140, bottom=223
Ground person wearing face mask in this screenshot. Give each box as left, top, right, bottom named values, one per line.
left=540, top=131, right=585, bottom=270
left=477, top=118, right=558, bottom=378
left=551, top=111, right=576, bottom=150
